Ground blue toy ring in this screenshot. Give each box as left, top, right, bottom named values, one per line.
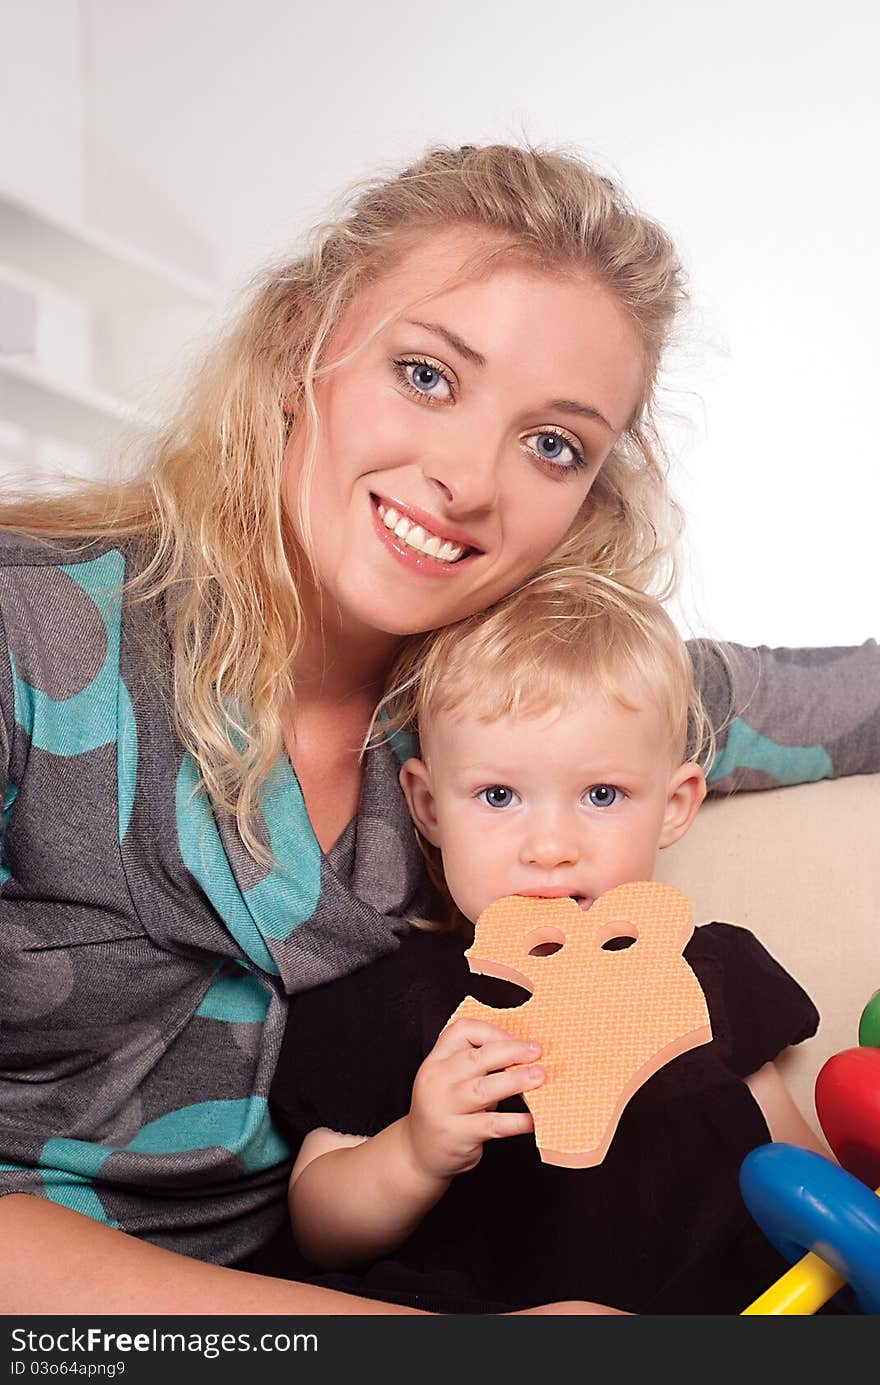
left=740, top=1143, right=880, bottom=1314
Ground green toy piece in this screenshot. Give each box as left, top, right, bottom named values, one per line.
left=858, top=990, right=880, bottom=1049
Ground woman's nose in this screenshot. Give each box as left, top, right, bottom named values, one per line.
left=421, top=434, right=502, bottom=516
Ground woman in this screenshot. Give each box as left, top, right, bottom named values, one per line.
left=0, top=143, right=875, bottom=1314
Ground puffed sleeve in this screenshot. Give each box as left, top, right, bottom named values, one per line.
left=268, top=931, right=470, bottom=1147
left=691, top=638, right=880, bottom=793
left=686, top=922, right=819, bottom=1078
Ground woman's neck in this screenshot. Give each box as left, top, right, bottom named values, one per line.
left=289, top=593, right=404, bottom=711
left=282, top=590, right=406, bottom=849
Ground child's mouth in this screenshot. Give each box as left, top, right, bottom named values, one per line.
left=516, top=891, right=592, bottom=910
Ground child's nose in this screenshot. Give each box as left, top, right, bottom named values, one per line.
left=521, top=822, right=581, bottom=869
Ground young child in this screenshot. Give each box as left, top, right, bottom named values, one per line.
left=268, top=569, right=824, bottom=1314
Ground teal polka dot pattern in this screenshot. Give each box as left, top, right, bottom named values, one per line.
left=43, top=1179, right=120, bottom=1226
left=38, top=1140, right=119, bottom=1226
left=0, top=780, right=14, bottom=885
left=9, top=551, right=124, bottom=757
left=377, top=704, right=418, bottom=765
left=124, top=1097, right=288, bottom=1173
left=239, top=758, right=322, bottom=939
left=175, top=747, right=322, bottom=971
left=40, top=1136, right=112, bottom=1179
left=196, top=968, right=272, bottom=1024
left=117, top=677, right=137, bottom=845
left=175, top=753, right=280, bottom=975
left=707, top=716, right=833, bottom=787
left=699, top=639, right=879, bottom=793
left=37, top=1096, right=288, bottom=1222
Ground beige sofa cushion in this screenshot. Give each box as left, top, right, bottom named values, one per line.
left=657, top=773, right=880, bottom=1143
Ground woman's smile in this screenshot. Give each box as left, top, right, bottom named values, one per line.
left=370, top=493, right=482, bottom=575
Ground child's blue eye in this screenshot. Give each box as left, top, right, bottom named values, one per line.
left=586, top=784, right=618, bottom=808
left=479, top=786, right=517, bottom=809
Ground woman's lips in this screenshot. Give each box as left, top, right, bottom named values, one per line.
left=369, top=494, right=482, bottom=578
left=371, top=492, right=482, bottom=551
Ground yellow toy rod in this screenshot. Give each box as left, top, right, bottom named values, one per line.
left=741, top=1251, right=845, bottom=1315
left=742, top=1181, right=880, bottom=1315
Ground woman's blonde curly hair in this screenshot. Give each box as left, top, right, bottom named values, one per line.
left=0, top=142, right=688, bottom=862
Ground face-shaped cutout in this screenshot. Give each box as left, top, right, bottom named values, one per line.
left=446, top=881, right=712, bottom=1166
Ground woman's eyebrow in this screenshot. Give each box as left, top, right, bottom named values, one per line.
left=544, top=399, right=614, bottom=432
left=405, top=319, right=614, bottom=432
left=404, top=319, right=487, bottom=368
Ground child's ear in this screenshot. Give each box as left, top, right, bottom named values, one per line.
left=399, top=758, right=441, bottom=846
left=658, top=762, right=707, bottom=850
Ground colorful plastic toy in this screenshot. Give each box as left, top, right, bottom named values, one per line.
left=740, top=991, right=880, bottom=1315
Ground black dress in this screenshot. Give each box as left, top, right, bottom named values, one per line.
left=264, top=922, right=820, bottom=1314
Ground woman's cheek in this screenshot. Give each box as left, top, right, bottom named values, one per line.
left=516, top=490, right=589, bottom=565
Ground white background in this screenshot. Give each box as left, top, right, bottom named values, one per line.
left=1, top=0, right=878, bottom=647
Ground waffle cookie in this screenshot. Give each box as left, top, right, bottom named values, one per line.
left=446, top=881, right=712, bottom=1167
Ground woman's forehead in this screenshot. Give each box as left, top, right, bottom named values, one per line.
left=330, top=228, right=644, bottom=428
left=334, top=227, right=528, bottom=337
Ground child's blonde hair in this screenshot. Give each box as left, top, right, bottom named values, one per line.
left=0, top=142, right=687, bottom=863
left=381, top=566, right=712, bottom=764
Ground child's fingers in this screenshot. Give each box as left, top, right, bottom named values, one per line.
left=444, top=1037, right=543, bottom=1086
left=432, top=1017, right=539, bottom=1061
left=456, top=1062, right=545, bottom=1113
left=475, top=1109, right=535, bottom=1141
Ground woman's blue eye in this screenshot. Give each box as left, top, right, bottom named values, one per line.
left=587, top=784, right=618, bottom=808
left=412, top=364, right=440, bottom=391
left=537, top=434, right=565, bottom=459
left=479, top=786, right=516, bottom=809
left=399, top=359, right=452, bottom=399
left=524, top=431, right=586, bottom=471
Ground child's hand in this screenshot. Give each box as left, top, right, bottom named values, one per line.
left=401, top=1018, right=543, bottom=1184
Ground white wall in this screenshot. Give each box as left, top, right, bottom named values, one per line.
left=2, top=0, right=878, bottom=647
left=0, top=0, right=85, bottom=221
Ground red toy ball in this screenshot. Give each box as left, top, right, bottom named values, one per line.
left=815, top=1047, right=880, bottom=1190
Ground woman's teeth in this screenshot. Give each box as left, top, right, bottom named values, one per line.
left=376, top=503, right=466, bottom=563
